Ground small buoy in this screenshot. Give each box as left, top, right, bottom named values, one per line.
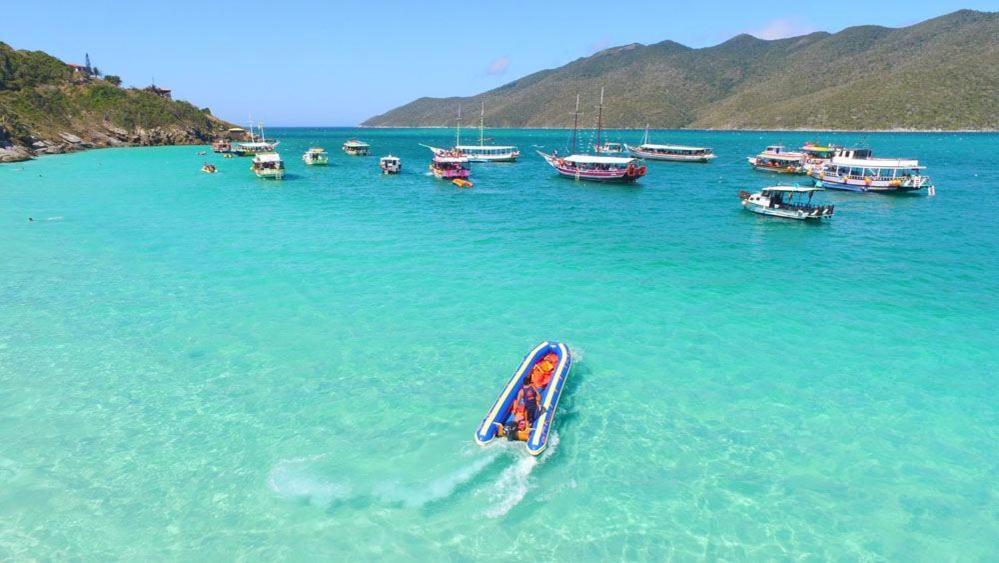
left=928, top=185, right=936, bottom=197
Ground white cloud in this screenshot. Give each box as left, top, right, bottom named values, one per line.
left=486, top=56, right=509, bottom=76
left=751, top=18, right=817, bottom=40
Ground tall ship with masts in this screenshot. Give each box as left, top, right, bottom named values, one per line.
left=423, top=103, right=519, bottom=162
left=537, top=90, right=646, bottom=183
left=231, top=117, right=279, bottom=157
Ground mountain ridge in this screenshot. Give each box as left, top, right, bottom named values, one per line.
left=363, top=10, right=999, bottom=131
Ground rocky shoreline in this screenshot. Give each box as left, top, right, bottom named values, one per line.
left=0, top=123, right=218, bottom=163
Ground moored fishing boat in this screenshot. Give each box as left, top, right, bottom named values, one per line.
left=812, top=156, right=934, bottom=193
left=342, top=140, right=370, bottom=156
left=302, top=147, right=330, bottom=165
left=474, top=341, right=572, bottom=456
left=538, top=92, right=646, bottom=183
left=739, top=186, right=834, bottom=220
left=748, top=145, right=805, bottom=174
left=379, top=155, right=401, bottom=174
left=250, top=152, right=284, bottom=179
left=626, top=125, right=715, bottom=162
left=429, top=153, right=471, bottom=181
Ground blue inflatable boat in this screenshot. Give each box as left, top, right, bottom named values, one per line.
left=474, top=341, right=572, bottom=456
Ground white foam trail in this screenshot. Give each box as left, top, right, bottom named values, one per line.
left=267, top=456, right=351, bottom=508
left=376, top=451, right=499, bottom=508
left=484, top=433, right=559, bottom=518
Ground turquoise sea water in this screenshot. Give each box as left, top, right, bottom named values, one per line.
left=1, top=128, right=997, bottom=560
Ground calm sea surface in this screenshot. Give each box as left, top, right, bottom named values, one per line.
left=1, top=128, right=997, bottom=560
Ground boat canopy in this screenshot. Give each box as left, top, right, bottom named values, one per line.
left=253, top=152, right=282, bottom=163
left=434, top=156, right=469, bottom=163
left=234, top=141, right=274, bottom=148
left=380, top=155, right=399, bottom=162
left=761, top=185, right=823, bottom=193
left=344, top=140, right=370, bottom=147
left=831, top=156, right=922, bottom=169
left=563, top=154, right=636, bottom=165
left=639, top=143, right=710, bottom=151
left=306, top=147, right=327, bottom=152
left=456, top=145, right=516, bottom=151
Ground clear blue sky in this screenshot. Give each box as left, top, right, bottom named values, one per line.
left=4, top=1, right=995, bottom=125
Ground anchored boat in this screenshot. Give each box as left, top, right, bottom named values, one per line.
left=342, top=140, right=370, bottom=156
left=626, top=125, right=715, bottom=162
left=379, top=155, right=401, bottom=174
left=748, top=145, right=805, bottom=174
left=429, top=153, right=471, bottom=181
left=474, top=341, right=572, bottom=456
left=811, top=156, right=934, bottom=193
left=424, top=103, right=520, bottom=162
left=250, top=152, right=285, bottom=179
left=739, top=186, right=834, bottom=220
left=538, top=92, right=646, bottom=183
left=302, top=147, right=330, bottom=165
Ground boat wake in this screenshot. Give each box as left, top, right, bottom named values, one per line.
left=375, top=451, right=500, bottom=508
left=266, top=455, right=352, bottom=508
left=483, top=432, right=559, bottom=518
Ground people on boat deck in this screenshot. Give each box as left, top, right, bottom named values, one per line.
left=518, top=375, right=542, bottom=426
left=494, top=353, right=560, bottom=441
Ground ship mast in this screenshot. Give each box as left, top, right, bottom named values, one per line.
left=596, top=87, right=604, bottom=151
left=643, top=123, right=649, bottom=145
left=248, top=114, right=255, bottom=142
left=455, top=105, right=462, bottom=147
left=571, top=94, right=581, bottom=154
left=479, top=101, right=485, bottom=147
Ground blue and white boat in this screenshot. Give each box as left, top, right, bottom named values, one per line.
left=474, top=341, right=572, bottom=456
left=812, top=155, right=934, bottom=193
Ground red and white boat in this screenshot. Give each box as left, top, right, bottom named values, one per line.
left=538, top=92, right=646, bottom=183
left=537, top=152, right=646, bottom=182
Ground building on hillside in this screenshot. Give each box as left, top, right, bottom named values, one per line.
left=144, top=84, right=172, bottom=99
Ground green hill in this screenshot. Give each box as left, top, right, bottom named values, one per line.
left=363, top=10, right=998, bottom=131
left=0, top=42, right=234, bottom=162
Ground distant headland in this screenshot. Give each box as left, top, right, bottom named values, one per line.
left=0, top=43, right=235, bottom=163
left=363, top=10, right=998, bottom=131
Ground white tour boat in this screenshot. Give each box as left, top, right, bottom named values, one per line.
left=739, top=186, right=834, bottom=220
left=800, top=143, right=872, bottom=173
left=343, top=140, right=370, bottom=156
left=232, top=119, right=278, bottom=156
left=812, top=156, right=934, bottom=193
left=748, top=145, right=805, bottom=174
left=626, top=125, right=715, bottom=162
left=250, top=152, right=285, bottom=179
left=426, top=103, right=520, bottom=162
left=594, top=141, right=626, bottom=155
left=380, top=155, right=402, bottom=174
left=302, top=147, right=330, bottom=165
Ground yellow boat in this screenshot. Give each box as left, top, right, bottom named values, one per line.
left=452, top=178, right=473, bottom=188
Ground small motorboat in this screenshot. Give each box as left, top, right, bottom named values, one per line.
left=452, top=178, right=473, bottom=188
left=342, top=140, right=370, bottom=156
left=302, top=147, right=330, bottom=166
left=474, top=341, right=572, bottom=456
left=201, top=163, right=217, bottom=174
left=250, top=152, right=285, bottom=179
left=739, top=185, right=834, bottom=220
left=379, top=155, right=401, bottom=174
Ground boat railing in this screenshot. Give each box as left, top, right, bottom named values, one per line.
left=775, top=202, right=834, bottom=215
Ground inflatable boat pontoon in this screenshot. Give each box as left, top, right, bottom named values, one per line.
left=474, top=341, right=572, bottom=456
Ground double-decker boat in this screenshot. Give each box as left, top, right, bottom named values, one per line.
left=812, top=156, right=933, bottom=193
left=800, top=143, right=871, bottom=173
left=342, top=140, right=370, bottom=156
left=250, top=152, right=284, bottom=179
left=379, top=155, right=401, bottom=174
left=739, top=186, right=834, bottom=220
left=538, top=92, right=646, bottom=183
left=626, top=126, right=715, bottom=162
left=748, top=145, right=804, bottom=174
left=429, top=153, right=471, bottom=181
left=302, top=147, right=329, bottom=166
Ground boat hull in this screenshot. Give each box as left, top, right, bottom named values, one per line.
left=538, top=152, right=645, bottom=183
left=253, top=170, right=284, bottom=179
left=742, top=201, right=831, bottom=220
left=626, top=145, right=715, bottom=162
left=813, top=176, right=929, bottom=193
left=475, top=341, right=572, bottom=456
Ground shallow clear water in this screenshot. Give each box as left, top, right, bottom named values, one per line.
left=1, top=128, right=996, bottom=560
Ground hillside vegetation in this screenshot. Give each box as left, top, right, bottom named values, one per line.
left=0, top=42, right=233, bottom=162
left=363, top=10, right=998, bottom=131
